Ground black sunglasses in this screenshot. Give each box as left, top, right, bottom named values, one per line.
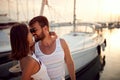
left=30, top=28, right=36, bottom=33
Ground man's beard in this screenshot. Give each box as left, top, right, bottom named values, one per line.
left=35, top=31, right=45, bottom=42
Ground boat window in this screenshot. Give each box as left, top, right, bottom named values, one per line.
left=0, top=28, right=11, bottom=53
left=76, top=25, right=94, bottom=33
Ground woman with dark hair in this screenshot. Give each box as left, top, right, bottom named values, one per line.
left=10, top=23, right=50, bottom=80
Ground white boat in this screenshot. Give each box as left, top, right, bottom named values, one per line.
left=61, top=23, right=106, bottom=77
left=61, top=0, right=106, bottom=77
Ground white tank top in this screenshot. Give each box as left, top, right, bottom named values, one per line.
left=29, top=54, right=50, bottom=80
left=35, top=38, right=65, bottom=80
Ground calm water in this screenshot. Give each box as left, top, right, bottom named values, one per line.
left=0, top=28, right=120, bottom=80
left=99, top=28, right=120, bottom=80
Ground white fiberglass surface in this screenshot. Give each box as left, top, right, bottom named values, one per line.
left=62, top=32, right=98, bottom=52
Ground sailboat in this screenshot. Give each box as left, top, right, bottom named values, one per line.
left=40, top=0, right=107, bottom=78
left=60, top=0, right=107, bottom=78
left=7, top=0, right=107, bottom=79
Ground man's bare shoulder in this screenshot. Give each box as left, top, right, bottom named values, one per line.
left=59, top=38, right=66, bottom=44
left=59, top=38, right=68, bottom=48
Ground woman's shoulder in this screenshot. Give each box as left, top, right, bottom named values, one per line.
left=20, top=56, right=37, bottom=69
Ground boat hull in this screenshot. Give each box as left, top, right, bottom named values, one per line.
left=62, top=31, right=106, bottom=77
left=65, top=44, right=98, bottom=76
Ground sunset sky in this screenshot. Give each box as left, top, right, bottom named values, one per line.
left=0, top=0, right=120, bottom=22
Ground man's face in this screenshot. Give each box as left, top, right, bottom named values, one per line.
left=30, top=21, right=45, bottom=42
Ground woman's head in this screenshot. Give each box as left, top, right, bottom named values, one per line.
left=10, top=23, right=34, bottom=60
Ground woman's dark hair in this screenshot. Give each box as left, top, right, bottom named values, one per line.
left=10, top=23, right=29, bottom=60
left=29, top=16, right=49, bottom=28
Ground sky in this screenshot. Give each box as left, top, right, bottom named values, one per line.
left=0, top=0, right=120, bottom=23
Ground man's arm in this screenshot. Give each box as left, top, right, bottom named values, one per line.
left=60, top=39, right=76, bottom=80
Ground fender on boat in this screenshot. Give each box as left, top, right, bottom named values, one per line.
left=97, top=45, right=101, bottom=55
left=97, top=38, right=107, bottom=55
left=104, top=39, right=107, bottom=47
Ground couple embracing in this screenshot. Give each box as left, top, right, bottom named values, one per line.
left=10, top=16, right=76, bottom=80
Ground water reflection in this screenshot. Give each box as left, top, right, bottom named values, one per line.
left=100, top=28, right=120, bottom=80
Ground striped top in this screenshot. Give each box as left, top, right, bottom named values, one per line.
left=35, top=38, right=65, bottom=80
left=29, top=54, right=50, bottom=80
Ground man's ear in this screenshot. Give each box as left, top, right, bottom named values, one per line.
left=43, top=26, right=49, bottom=33
left=44, top=26, right=48, bottom=30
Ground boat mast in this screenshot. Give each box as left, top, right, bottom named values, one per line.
left=73, top=0, right=76, bottom=32
left=26, top=0, right=29, bottom=23
left=7, top=0, right=10, bottom=20
left=40, top=0, right=48, bottom=16
left=16, top=0, right=19, bottom=21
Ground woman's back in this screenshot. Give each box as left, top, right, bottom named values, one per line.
left=20, top=53, right=50, bottom=80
